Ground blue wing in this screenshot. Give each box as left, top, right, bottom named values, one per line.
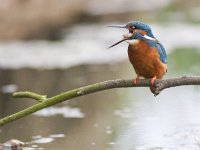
left=155, top=42, right=167, bottom=64
left=146, top=40, right=167, bottom=64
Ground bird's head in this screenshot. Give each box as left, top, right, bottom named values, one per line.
left=108, top=21, right=155, bottom=48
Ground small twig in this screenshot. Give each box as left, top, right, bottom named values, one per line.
left=0, top=76, right=200, bottom=126
left=13, top=91, right=47, bottom=102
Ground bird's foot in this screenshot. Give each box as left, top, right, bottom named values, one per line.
left=149, top=76, right=157, bottom=96
left=150, top=76, right=157, bottom=86
left=133, top=76, right=140, bottom=85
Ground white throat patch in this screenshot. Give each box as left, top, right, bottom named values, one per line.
left=125, top=39, right=139, bottom=45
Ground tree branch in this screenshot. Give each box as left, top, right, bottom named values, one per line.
left=0, top=76, right=200, bottom=126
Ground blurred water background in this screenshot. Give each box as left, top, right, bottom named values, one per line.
left=1, top=0, right=200, bottom=149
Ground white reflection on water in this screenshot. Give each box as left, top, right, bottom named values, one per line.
left=1, top=84, right=18, bottom=93
left=26, top=134, right=65, bottom=149
left=33, top=106, right=85, bottom=118
left=0, top=23, right=200, bottom=69
left=31, top=137, right=54, bottom=144
left=49, top=134, right=65, bottom=138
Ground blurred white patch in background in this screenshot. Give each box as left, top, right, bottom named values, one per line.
left=1, top=84, right=18, bottom=93
left=33, top=106, right=85, bottom=118
left=85, top=0, right=171, bottom=15
left=0, top=23, right=200, bottom=69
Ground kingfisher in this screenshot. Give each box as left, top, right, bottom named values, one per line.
left=108, top=21, right=167, bottom=94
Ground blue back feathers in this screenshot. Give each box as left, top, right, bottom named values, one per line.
left=128, top=21, right=167, bottom=64
left=155, top=42, right=167, bottom=64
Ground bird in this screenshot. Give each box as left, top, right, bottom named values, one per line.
left=108, top=21, right=167, bottom=95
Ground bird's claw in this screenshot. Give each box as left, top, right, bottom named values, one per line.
left=150, top=76, right=157, bottom=86
left=133, top=76, right=140, bottom=85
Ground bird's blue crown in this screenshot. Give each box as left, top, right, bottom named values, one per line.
left=126, top=21, right=155, bottom=38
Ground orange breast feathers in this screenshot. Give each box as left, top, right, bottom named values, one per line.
left=128, top=41, right=167, bottom=79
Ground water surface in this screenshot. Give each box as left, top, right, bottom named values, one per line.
left=0, top=24, right=200, bottom=150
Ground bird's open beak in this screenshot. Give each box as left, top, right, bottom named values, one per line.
left=107, top=37, right=129, bottom=49
left=107, top=25, right=133, bottom=49
left=107, top=25, right=126, bottom=28
left=107, top=24, right=133, bottom=49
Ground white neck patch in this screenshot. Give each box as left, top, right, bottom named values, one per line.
left=143, top=35, right=156, bottom=41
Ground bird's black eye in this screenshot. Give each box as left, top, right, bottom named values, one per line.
left=128, top=25, right=135, bottom=33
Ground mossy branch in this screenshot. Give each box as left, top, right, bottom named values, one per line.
left=1, top=76, right=200, bottom=126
